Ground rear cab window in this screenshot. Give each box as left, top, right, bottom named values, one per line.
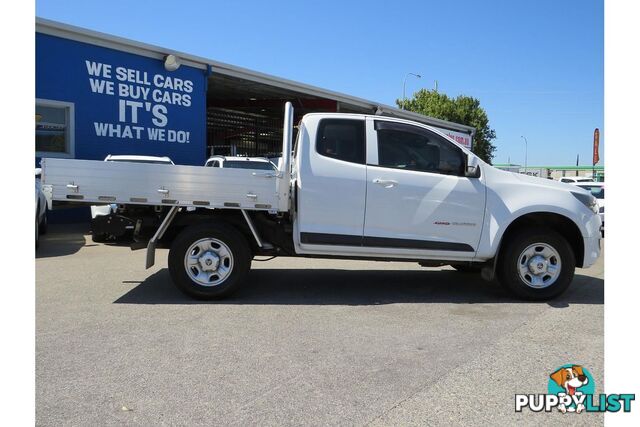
left=316, top=119, right=366, bottom=164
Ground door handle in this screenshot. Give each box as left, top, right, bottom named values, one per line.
left=372, top=178, right=398, bottom=188
left=157, top=188, right=169, bottom=194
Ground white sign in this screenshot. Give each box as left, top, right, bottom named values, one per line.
left=433, top=126, right=472, bottom=149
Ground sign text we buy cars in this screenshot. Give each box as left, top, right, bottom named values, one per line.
left=86, top=60, right=194, bottom=144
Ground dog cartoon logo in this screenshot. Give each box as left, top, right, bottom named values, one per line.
left=516, top=364, right=634, bottom=413
left=548, top=365, right=593, bottom=413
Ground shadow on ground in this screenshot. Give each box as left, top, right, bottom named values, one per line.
left=114, top=268, right=603, bottom=307
left=36, top=223, right=91, bottom=259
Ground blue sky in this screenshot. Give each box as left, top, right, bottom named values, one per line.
left=36, top=0, right=603, bottom=166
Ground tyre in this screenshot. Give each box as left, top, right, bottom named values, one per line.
left=497, top=228, right=575, bottom=300
left=451, top=264, right=482, bottom=273
left=168, top=223, right=251, bottom=300
left=91, top=233, right=108, bottom=243
left=39, top=211, right=48, bottom=235
left=35, top=211, right=39, bottom=249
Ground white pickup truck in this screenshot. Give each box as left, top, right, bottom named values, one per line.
left=41, top=103, right=601, bottom=300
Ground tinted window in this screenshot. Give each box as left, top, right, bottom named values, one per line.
left=316, top=119, right=365, bottom=164
left=223, top=161, right=275, bottom=170
left=561, top=178, right=572, bottom=183
left=375, top=121, right=464, bottom=176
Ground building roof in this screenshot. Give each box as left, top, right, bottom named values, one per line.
left=36, top=17, right=475, bottom=135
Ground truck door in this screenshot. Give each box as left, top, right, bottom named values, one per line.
left=363, top=118, right=486, bottom=258
left=296, top=116, right=367, bottom=247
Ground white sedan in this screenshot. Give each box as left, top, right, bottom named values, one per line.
left=559, top=176, right=594, bottom=184
left=204, top=155, right=277, bottom=170
left=35, top=168, right=48, bottom=248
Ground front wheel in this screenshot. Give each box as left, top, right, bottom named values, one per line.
left=497, top=228, right=575, bottom=300
left=168, top=223, right=251, bottom=300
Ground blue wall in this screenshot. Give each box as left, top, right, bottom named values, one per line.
left=36, top=33, right=207, bottom=166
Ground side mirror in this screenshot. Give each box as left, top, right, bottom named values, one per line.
left=465, top=155, right=481, bottom=178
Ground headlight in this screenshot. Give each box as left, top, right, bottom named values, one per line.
left=571, top=191, right=598, bottom=214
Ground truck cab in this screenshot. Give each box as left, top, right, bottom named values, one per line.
left=293, top=113, right=485, bottom=261
left=291, top=113, right=600, bottom=266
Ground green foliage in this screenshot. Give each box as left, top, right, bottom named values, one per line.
left=398, top=89, right=496, bottom=164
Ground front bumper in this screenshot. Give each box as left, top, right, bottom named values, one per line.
left=582, top=235, right=601, bottom=268
left=582, top=213, right=602, bottom=268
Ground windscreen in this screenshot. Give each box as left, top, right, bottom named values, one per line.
left=224, top=161, right=275, bottom=170
left=108, top=159, right=173, bottom=165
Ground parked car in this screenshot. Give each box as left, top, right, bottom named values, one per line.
left=205, top=155, right=277, bottom=171
left=35, top=168, right=48, bottom=248
left=103, top=154, right=175, bottom=165
left=559, top=177, right=594, bottom=184
left=575, top=182, right=604, bottom=236
left=91, top=155, right=174, bottom=242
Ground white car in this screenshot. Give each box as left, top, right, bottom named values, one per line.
left=103, top=154, right=175, bottom=165
left=35, top=168, right=48, bottom=248
left=559, top=176, right=594, bottom=184
left=91, top=155, right=174, bottom=242
left=205, top=155, right=277, bottom=171
left=575, top=182, right=604, bottom=236
left=91, top=155, right=175, bottom=219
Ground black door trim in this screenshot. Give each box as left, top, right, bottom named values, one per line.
left=300, top=232, right=362, bottom=246
left=300, top=232, right=473, bottom=252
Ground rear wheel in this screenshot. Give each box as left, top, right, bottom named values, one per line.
left=168, top=223, right=251, bottom=300
left=497, top=228, right=575, bottom=300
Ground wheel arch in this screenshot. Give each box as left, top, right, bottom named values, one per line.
left=499, top=212, right=584, bottom=267
left=171, top=209, right=257, bottom=253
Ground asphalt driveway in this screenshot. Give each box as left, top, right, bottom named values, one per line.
left=36, top=224, right=604, bottom=426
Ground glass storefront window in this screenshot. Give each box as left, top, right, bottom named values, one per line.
left=36, top=100, right=74, bottom=157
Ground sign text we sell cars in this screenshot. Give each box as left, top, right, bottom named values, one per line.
left=86, top=60, right=194, bottom=144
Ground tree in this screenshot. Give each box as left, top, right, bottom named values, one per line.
left=398, top=89, right=496, bottom=164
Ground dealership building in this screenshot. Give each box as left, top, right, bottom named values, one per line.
left=36, top=18, right=475, bottom=169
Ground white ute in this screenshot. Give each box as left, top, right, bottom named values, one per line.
left=40, top=103, right=601, bottom=300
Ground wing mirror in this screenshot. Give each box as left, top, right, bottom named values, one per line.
left=465, top=155, right=481, bottom=178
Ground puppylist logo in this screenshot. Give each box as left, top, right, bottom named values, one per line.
left=515, top=364, right=635, bottom=414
